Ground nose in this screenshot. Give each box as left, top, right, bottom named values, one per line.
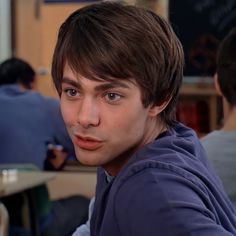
left=77, top=97, right=100, bottom=128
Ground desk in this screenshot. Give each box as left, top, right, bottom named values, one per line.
left=48, top=171, right=96, bottom=200
left=0, top=171, right=55, bottom=197
left=0, top=170, right=55, bottom=236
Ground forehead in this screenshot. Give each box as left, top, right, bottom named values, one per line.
left=62, top=62, right=138, bottom=89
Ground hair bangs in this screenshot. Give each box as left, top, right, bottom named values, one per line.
left=66, top=19, right=132, bottom=85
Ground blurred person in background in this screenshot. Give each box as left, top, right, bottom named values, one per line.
left=0, top=57, right=74, bottom=170
left=0, top=57, right=90, bottom=236
left=202, top=28, right=236, bottom=208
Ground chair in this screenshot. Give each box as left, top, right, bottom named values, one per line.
left=0, top=202, right=9, bottom=236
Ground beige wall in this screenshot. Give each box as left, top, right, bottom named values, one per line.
left=132, top=0, right=168, bottom=18
left=14, top=1, right=88, bottom=97
left=40, top=3, right=88, bottom=69
left=14, top=0, right=41, bottom=69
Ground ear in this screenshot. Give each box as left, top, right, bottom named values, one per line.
left=214, top=73, right=223, bottom=96
left=148, top=99, right=170, bottom=117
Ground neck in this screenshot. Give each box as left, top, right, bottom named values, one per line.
left=142, top=116, right=167, bottom=145
left=222, top=106, right=236, bottom=131
left=18, top=83, right=29, bottom=91
left=17, top=81, right=36, bottom=91
left=103, top=117, right=167, bottom=176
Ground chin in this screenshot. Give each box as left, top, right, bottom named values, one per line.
left=75, top=146, right=103, bottom=164
left=76, top=156, right=101, bottom=167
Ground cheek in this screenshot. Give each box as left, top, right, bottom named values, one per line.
left=112, top=107, right=149, bottom=134
left=60, top=102, right=76, bottom=126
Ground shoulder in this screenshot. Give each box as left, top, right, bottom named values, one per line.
left=112, top=154, right=213, bottom=217
left=201, top=130, right=236, bottom=150
left=112, top=166, right=212, bottom=235
left=114, top=161, right=208, bottom=201
left=202, top=130, right=236, bottom=141
left=201, top=131, right=222, bottom=142
left=42, top=95, right=60, bottom=106
left=110, top=162, right=236, bottom=235
left=40, top=96, right=61, bottom=114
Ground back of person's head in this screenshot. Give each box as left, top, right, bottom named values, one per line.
left=217, top=28, right=236, bottom=107
left=0, top=57, right=35, bottom=89
left=52, top=2, right=184, bottom=127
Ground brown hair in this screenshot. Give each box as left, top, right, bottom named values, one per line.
left=52, top=2, right=184, bottom=127
left=217, top=28, right=236, bottom=106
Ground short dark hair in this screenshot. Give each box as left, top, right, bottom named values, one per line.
left=0, top=57, right=35, bottom=89
left=217, top=28, right=236, bottom=107
left=51, top=2, right=184, bottom=127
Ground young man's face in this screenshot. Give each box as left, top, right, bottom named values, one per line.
left=60, top=64, right=160, bottom=175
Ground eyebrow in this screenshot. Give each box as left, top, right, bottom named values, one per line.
left=94, top=81, right=131, bottom=92
left=61, top=77, right=81, bottom=89
left=61, top=77, right=132, bottom=92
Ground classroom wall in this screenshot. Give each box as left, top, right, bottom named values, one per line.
left=14, top=0, right=88, bottom=97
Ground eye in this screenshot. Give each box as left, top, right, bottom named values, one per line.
left=104, top=92, right=122, bottom=103
left=64, top=88, right=79, bottom=97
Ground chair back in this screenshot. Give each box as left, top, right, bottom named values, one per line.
left=0, top=202, right=9, bottom=236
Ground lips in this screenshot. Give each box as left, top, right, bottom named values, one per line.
left=74, top=135, right=103, bottom=150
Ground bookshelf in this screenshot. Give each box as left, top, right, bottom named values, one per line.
left=168, top=0, right=234, bottom=136
left=178, top=83, right=222, bottom=136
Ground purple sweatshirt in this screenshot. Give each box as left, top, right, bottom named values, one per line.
left=91, top=123, right=236, bottom=236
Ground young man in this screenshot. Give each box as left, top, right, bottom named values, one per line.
left=51, top=2, right=236, bottom=235
left=202, top=28, right=236, bottom=208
